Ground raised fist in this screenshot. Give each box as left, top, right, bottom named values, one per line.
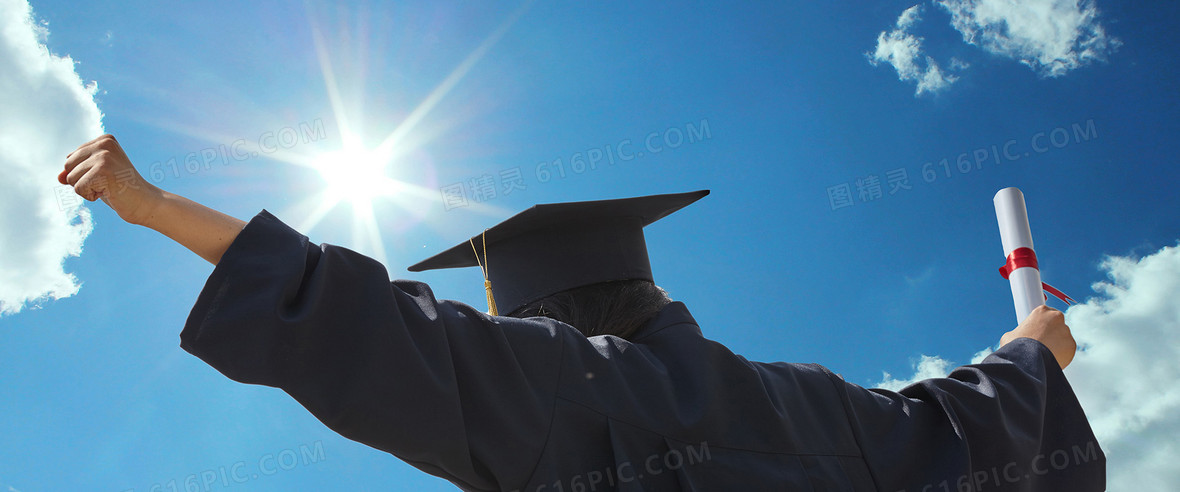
left=59, top=134, right=163, bottom=225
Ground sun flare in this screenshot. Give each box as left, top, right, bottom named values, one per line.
left=272, top=0, right=534, bottom=266
left=313, top=147, right=394, bottom=206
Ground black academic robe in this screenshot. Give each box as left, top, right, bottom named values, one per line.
left=181, top=211, right=1105, bottom=491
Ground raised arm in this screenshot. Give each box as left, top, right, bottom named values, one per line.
left=999, top=304, right=1077, bottom=369
left=59, top=134, right=245, bottom=264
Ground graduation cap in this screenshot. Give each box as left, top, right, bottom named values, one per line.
left=408, top=190, right=710, bottom=315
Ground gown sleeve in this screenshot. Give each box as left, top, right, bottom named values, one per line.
left=833, top=338, right=1105, bottom=492
left=180, top=210, right=565, bottom=492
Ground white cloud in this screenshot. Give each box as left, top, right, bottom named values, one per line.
left=869, top=1, right=1118, bottom=93
left=878, top=347, right=994, bottom=391
left=878, top=355, right=954, bottom=391
left=867, top=5, right=958, bottom=96
left=876, top=243, right=1180, bottom=489
left=904, top=264, right=936, bottom=287
left=936, top=0, right=1120, bottom=77
left=0, top=0, right=103, bottom=315
left=1065, top=244, right=1180, bottom=490
left=896, top=3, right=923, bottom=29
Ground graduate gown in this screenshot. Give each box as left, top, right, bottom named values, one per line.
left=181, top=211, right=1105, bottom=491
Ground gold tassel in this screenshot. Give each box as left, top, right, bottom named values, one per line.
left=483, top=279, right=498, bottom=316
left=470, top=231, right=498, bottom=315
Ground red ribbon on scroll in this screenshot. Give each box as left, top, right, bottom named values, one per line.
left=998, top=247, right=1075, bottom=305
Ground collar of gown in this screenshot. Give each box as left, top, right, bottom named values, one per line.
left=627, top=301, right=703, bottom=342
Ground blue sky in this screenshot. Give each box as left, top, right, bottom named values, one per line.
left=2, top=0, right=1178, bottom=490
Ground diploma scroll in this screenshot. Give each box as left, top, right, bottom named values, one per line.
left=993, top=187, right=1045, bottom=324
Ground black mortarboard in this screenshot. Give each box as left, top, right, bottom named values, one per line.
left=408, top=190, right=710, bottom=315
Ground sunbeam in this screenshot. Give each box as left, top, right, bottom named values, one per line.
left=374, top=0, right=536, bottom=162
left=289, top=1, right=533, bottom=264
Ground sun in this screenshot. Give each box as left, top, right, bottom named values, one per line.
left=258, top=1, right=535, bottom=266
left=156, top=0, right=534, bottom=265
left=313, top=146, right=394, bottom=207
left=297, top=142, right=408, bottom=267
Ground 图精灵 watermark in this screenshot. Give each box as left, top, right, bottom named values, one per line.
left=117, top=441, right=326, bottom=492
left=893, top=441, right=1102, bottom=492
left=826, top=119, right=1098, bottom=211
left=510, top=441, right=711, bottom=492
left=441, top=119, right=713, bottom=211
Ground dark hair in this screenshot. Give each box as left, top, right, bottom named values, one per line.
left=508, top=280, right=671, bottom=340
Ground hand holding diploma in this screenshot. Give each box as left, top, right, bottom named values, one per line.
left=1001, top=305, right=1077, bottom=369
left=993, top=187, right=1048, bottom=323
left=993, top=187, right=1077, bottom=369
